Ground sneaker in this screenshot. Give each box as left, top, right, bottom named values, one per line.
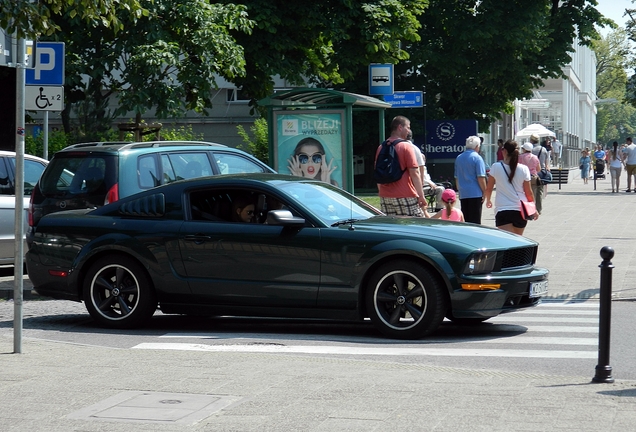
left=626, top=189, right=632, bottom=192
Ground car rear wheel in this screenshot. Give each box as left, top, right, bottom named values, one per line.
left=83, top=256, right=157, bottom=329
left=366, top=261, right=446, bottom=339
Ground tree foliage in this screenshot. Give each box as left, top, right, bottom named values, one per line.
left=594, top=29, right=636, bottom=144
left=335, top=0, right=609, bottom=131
left=237, top=118, right=268, bottom=163
left=48, top=0, right=254, bottom=139
left=0, top=0, right=146, bottom=38
left=220, top=0, right=428, bottom=101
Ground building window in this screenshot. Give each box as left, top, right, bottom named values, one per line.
left=226, top=88, right=250, bottom=104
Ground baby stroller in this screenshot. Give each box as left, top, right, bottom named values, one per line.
left=594, top=159, right=605, bottom=180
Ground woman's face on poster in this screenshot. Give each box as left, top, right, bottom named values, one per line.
left=296, top=143, right=323, bottom=178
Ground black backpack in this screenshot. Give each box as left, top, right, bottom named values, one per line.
left=373, top=139, right=406, bottom=184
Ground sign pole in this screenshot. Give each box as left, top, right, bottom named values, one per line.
left=14, top=37, right=26, bottom=354
left=43, top=111, right=49, bottom=160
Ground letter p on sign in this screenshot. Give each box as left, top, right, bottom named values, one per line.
left=35, top=48, right=55, bottom=80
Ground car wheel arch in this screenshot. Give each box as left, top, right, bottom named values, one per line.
left=81, top=252, right=158, bottom=328
left=357, top=254, right=451, bottom=320
left=76, top=250, right=154, bottom=300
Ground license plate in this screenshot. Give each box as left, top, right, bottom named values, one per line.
left=529, top=280, right=548, bottom=298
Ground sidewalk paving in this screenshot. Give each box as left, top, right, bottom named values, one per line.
left=1, top=168, right=636, bottom=431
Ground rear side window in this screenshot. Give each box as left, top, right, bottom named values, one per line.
left=138, top=155, right=160, bottom=189
left=213, top=152, right=267, bottom=174
left=166, top=152, right=213, bottom=181
left=0, top=158, right=10, bottom=195
left=20, top=159, right=47, bottom=195
left=40, top=154, right=116, bottom=197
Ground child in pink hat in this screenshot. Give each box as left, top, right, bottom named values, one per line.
left=432, top=189, right=465, bottom=222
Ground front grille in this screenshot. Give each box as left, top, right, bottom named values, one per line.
left=501, top=246, right=536, bottom=269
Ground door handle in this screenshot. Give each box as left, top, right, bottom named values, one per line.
left=184, top=234, right=212, bottom=243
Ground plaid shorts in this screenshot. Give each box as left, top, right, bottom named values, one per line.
left=380, top=197, right=424, bottom=217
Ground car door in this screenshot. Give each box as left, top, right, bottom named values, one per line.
left=178, top=188, right=321, bottom=307
left=0, top=157, right=47, bottom=263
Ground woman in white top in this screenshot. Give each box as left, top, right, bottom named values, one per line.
left=485, top=140, right=537, bottom=235
left=608, top=141, right=623, bottom=193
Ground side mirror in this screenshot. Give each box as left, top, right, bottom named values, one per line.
left=266, top=210, right=305, bottom=226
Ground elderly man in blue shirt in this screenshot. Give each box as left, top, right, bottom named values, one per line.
left=454, top=135, right=487, bottom=224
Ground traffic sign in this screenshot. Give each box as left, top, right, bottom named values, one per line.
left=25, top=86, right=64, bottom=111
left=383, top=91, right=424, bottom=108
left=25, top=42, right=65, bottom=86
left=368, top=64, right=393, bottom=95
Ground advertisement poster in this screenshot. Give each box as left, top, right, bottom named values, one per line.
left=273, top=111, right=345, bottom=188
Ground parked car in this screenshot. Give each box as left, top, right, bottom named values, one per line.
left=27, top=174, right=549, bottom=338
left=0, top=151, right=48, bottom=265
left=28, top=140, right=274, bottom=231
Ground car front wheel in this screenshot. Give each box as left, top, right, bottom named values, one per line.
left=83, top=256, right=157, bottom=329
left=366, top=261, right=446, bottom=339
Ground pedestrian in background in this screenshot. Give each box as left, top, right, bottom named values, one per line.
left=375, top=116, right=429, bottom=217
left=485, top=140, right=536, bottom=235
left=421, top=153, right=445, bottom=212
left=530, top=134, right=550, bottom=214
left=551, top=136, right=562, bottom=167
left=519, top=142, right=540, bottom=183
left=608, top=141, right=623, bottom=193
left=431, top=189, right=464, bottom=221
left=496, top=138, right=504, bottom=161
left=580, top=149, right=591, bottom=185
left=454, top=135, right=487, bottom=224
left=622, top=137, right=636, bottom=192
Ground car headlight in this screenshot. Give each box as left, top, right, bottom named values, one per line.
left=464, top=251, right=497, bottom=275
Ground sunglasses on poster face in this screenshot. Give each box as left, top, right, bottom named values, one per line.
left=297, top=153, right=323, bottom=164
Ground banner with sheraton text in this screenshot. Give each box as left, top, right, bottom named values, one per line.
left=425, top=120, right=478, bottom=159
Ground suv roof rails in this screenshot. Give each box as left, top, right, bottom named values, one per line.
left=131, top=141, right=227, bottom=149
left=61, top=141, right=227, bottom=152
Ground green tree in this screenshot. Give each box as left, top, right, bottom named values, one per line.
left=0, top=0, right=146, bottom=38
left=237, top=118, right=268, bottom=163
left=223, top=0, right=428, bottom=103
left=338, top=0, right=609, bottom=131
left=48, top=1, right=254, bottom=139
left=594, top=29, right=636, bottom=144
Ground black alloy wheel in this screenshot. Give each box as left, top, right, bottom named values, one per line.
left=366, top=261, right=446, bottom=339
left=83, top=255, right=157, bottom=329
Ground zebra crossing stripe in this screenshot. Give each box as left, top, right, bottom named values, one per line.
left=132, top=342, right=598, bottom=359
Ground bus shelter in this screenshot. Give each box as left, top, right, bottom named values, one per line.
left=259, top=88, right=391, bottom=193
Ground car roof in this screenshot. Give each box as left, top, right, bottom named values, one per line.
left=56, top=140, right=228, bottom=154
left=0, top=150, right=49, bottom=164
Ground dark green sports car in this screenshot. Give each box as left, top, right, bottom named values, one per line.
left=26, top=174, right=548, bottom=339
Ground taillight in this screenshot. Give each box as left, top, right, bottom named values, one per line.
left=104, top=183, right=119, bottom=205
left=28, top=186, right=36, bottom=226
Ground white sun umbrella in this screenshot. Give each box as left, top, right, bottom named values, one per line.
left=516, top=123, right=556, bottom=139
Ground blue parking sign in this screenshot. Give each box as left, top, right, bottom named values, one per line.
left=25, top=42, right=65, bottom=86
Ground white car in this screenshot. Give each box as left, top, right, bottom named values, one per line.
left=0, top=151, right=48, bottom=265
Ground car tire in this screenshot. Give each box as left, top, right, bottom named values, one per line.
left=366, top=261, right=446, bottom=339
left=83, top=255, right=157, bottom=329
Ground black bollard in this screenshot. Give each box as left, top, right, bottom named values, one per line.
left=592, top=246, right=614, bottom=383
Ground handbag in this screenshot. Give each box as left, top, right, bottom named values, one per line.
left=520, top=200, right=537, bottom=220
left=579, top=164, right=583, bottom=169
left=537, top=169, right=552, bottom=184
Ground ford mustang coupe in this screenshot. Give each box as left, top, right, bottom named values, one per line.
left=26, top=174, right=548, bottom=339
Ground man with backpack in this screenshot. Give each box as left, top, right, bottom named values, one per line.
left=374, top=115, right=429, bottom=217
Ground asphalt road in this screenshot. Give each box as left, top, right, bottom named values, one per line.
left=1, top=296, right=633, bottom=381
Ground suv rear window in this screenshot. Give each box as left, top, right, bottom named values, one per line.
left=39, top=154, right=117, bottom=203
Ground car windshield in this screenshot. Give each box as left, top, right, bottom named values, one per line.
left=274, top=180, right=381, bottom=225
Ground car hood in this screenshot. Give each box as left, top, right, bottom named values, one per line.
left=350, top=216, right=537, bottom=250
